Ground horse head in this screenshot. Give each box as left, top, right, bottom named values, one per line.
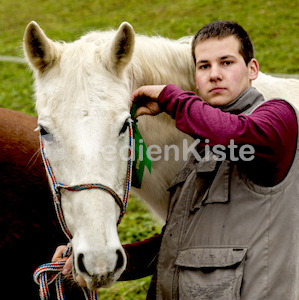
left=24, top=21, right=136, bottom=289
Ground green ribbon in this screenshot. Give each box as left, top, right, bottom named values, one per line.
left=130, top=103, right=152, bottom=188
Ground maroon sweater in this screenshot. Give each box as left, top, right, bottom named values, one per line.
left=159, top=85, right=298, bottom=186
left=121, top=85, right=298, bottom=281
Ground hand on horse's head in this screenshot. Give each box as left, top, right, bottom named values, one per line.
left=52, top=245, right=87, bottom=287
left=131, top=85, right=166, bottom=118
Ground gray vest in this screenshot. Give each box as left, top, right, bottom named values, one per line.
left=155, top=88, right=299, bottom=299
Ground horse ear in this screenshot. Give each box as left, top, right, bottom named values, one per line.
left=23, top=21, right=58, bottom=72
left=109, top=22, right=135, bottom=75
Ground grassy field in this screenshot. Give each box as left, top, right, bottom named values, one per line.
left=0, top=0, right=298, bottom=299
left=0, top=0, right=298, bottom=116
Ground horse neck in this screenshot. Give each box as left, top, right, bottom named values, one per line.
left=128, top=35, right=196, bottom=152
left=128, top=36, right=195, bottom=221
left=129, top=35, right=196, bottom=91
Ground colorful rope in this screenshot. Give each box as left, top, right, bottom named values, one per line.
left=34, top=122, right=133, bottom=300
left=34, top=243, right=69, bottom=300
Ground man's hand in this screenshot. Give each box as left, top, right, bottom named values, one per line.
left=52, top=245, right=87, bottom=287
left=131, top=85, right=166, bottom=118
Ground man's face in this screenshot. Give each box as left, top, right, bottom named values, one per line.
left=194, top=35, right=259, bottom=106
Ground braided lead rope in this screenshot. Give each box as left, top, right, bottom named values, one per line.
left=35, top=122, right=133, bottom=300
left=33, top=244, right=72, bottom=300
left=34, top=244, right=98, bottom=300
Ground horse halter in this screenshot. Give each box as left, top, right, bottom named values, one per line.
left=34, top=124, right=133, bottom=300
left=40, top=122, right=133, bottom=240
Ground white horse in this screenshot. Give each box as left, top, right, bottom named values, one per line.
left=24, top=21, right=299, bottom=290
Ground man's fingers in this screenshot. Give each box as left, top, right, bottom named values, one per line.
left=62, top=256, right=73, bottom=275
left=52, top=245, right=68, bottom=262
left=131, top=85, right=165, bottom=117
left=52, top=245, right=73, bottom=276
left=51, top=244, right=86, bottom=288
left=135, top=107, right=151, bottom=118
left=131, top=87, right=142, bottom=101
left=131, top=85, right=166, bottom=102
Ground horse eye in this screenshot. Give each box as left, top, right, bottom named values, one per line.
left=39, top=126, right=49, bottom=136
left=39, top=126, right=54, bottom=142
left=119, top=119, right=130, bottom=136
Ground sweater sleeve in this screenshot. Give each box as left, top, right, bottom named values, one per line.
left=158, top=84, right=298, bottom=186
left=119, top=233, right=162, bottom=281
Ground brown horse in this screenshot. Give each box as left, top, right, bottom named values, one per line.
left=0, top=108, right=86, bottom=299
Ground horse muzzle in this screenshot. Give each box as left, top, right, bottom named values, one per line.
left=73, top=247, right=126, bottom=290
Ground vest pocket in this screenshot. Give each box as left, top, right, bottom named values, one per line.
left=174, top=247, right=247, bottom=299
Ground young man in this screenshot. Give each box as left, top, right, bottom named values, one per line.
left=54, top=21, right=299, bottom=299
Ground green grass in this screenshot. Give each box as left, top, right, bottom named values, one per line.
left=0, top=62, right=35, bottom=114
left=0, top=0, right=298, bottom=114
left=0, top=0, right=298, bottom=298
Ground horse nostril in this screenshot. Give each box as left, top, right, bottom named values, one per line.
left=115, top=249, right=124, bottom=272
left=77, top=250, right=124, bottom=275
left=77, top=253, right=88, bottom=274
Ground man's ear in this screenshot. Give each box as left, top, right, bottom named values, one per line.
left=248, top=58, right=259, bottom=81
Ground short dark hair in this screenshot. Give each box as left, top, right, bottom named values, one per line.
left=192, top=20, right=254, bottom=65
